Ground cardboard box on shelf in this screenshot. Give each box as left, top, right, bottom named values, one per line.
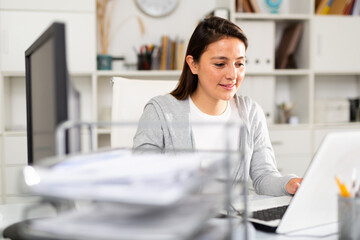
left=315, top=99, right=350, bottom=123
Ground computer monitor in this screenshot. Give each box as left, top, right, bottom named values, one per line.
left=25, top=22, right=81, bottom=165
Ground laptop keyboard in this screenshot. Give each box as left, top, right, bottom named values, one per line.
left=251, top=205, right=288, bottom=221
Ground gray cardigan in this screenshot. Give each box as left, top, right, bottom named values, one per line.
left=133, top=94, right=296, bottom=196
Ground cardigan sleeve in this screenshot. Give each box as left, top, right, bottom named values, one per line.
left=248, top=100, right=297, bottom=196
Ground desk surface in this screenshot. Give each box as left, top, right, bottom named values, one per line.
left=0, top=202, right=338, bottom=240
left=0, top=203, right=32, bottom=234
left=0, top=203, right=56, bottom=237
left=254, top=223, right=338, bottom=240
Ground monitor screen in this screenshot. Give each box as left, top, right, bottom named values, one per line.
left=25, top=22, right=80, bottom=165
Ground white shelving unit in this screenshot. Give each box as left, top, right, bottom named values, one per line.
left=0, top=0, right=96, bottom=204
left=221, top=0, right=360, bottom=177
left=1, top=0, right=360, bottom=203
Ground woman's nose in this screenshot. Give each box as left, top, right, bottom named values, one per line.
left=226, top=65, right=237, bottom=80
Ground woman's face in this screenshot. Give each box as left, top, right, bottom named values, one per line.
left=188, top=37, right=246, bottom=103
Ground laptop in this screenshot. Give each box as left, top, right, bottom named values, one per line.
left=239, top=131, right=360, bottom=233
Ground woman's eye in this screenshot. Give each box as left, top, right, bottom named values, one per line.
left=236, top=62, right=245, bottom=68
left=215, top=63, right=225, bottom=67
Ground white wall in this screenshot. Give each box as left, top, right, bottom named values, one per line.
left=101, top=0, right=218, bottom=64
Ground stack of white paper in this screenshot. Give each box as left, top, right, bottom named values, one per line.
left=24, top=149, right=225, bottom=206
left=27, top=198, right=219, bottom=240
left=21, top=149, right=230, bottom=239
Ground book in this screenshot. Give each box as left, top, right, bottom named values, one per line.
left=166, top=36, right=172, bottom=70
left=243, top=0, right=254, bottom=12
left=343, top=0, right=355, bottom=14
left=151, top=46, right=161, bottom=70
left=159, top=36, right=186, bottom=70
left=352, top=0, right=360, bottom=14
left=315, top=0, right=323, bottom=9
left=328, top=0, right=350, bottom=14
left=322, top=0, right=335, bottom=14
left=316, top=0, right=331, bottom=14
left=160, top=35, right=169, bottom=70
left=170, top=40, right=176, bottom=70
left=249, top=0, right=261, bottom=13
left=176, top=40, right=185, bottom=70
left=236, top=0, right=244, bottom=12
left=276, top=23, right=303, bottom=69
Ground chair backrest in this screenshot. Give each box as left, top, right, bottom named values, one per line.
left=111, top=77, right=177, bottom=148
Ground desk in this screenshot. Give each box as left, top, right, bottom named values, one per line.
left=0, top=203, right=338, bottom=240
left=0, top=203, right=56, bottom=238
left=254, top=223, right=338, bottom=240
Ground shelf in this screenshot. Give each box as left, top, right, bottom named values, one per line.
left=246, top=69, right=311, bottom=76
left=314, top=71, right=360, bottom=76
left=1, top=71, right=93, bottom=77
left=96, top=70, right=182, bottom=78
left=313, top=122, right=360, bottom=128
left=0, top=71, right=25, bottom=77
left=269, top=122, right=360, bottom=130
left=97, top=128, right=111, bottom=135
left=268, top=123, right=312, bottom=130
left=314, top=15, right=360, bottom=19
left=69, top=72, right=94, bottom=77
left=3, top=163, right=27, bottom=167
left=233, top=13, right=311, bottom=21
left=3, top=131, right=26, bottom=136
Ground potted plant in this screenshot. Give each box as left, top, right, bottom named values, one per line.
left=96, top=0, right=145, bottom=70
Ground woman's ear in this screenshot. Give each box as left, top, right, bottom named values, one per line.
left=186, top=55, right=198, bottom=75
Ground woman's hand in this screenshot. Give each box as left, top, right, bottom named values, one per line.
left=286, top=178, right=303, bottom=195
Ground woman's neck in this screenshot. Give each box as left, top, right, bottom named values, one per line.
left=190, top=93, right=228, bottom=116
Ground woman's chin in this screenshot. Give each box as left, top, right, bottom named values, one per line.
left=221, top=93, right=236, bottom=101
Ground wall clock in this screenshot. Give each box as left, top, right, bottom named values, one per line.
left=135, top=0, right=179, bottom=17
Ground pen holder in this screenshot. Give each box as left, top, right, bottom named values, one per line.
left=338, top=195, right=360, bottom=240
left=349, top=98, right=360, bottom=122
left=137, top=53, right=152, bottom=70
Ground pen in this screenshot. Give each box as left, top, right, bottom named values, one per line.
left=351, top=169, right=357, bottom=197
left=335, top=176, right=351, bottom=198
left=355, top=183, right=360, bottom=198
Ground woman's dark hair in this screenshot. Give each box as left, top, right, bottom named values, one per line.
left=170, top=16, right=248, bottom=100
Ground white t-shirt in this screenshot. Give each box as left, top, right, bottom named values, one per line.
left=189, top=97, right=240, bottom=152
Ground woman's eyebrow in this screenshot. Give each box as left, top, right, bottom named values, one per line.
left=210, top=56, right=246, bottom=60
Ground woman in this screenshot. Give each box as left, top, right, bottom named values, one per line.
left=133, top=16, right=302, bottom=196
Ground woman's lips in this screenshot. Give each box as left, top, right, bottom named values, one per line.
left=219, top=83, right=235, bottom=90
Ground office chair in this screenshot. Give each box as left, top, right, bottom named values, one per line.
left=110, top=76, right=177, bottom=148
